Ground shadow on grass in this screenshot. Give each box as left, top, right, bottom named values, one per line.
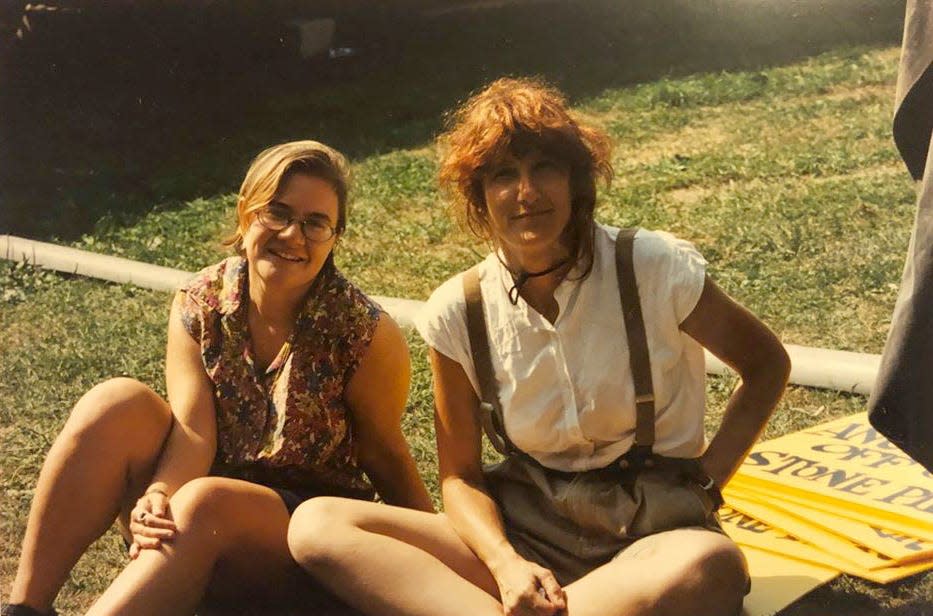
left=0, top=0, right=904, bottom=241
left=780, top=571, right=933, bottom=616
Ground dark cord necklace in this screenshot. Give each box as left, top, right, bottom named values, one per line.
left=498, top=255, right=571, bottom=305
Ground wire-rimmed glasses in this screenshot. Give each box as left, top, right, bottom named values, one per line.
left=255, top=206, right=336, bottom=243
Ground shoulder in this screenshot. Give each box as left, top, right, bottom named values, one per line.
left=359, top=311, right=409, bottom=372
left=412, top=270, right=467, bottom=353
left=326, top=268, right=383, bottom=325
left=175, top=257, right=246, bottom=339
left=413, top=255, right=501, bottom=369
left=179, top=256, right=246, bottom=314
left=603, top=224, right=703, bottom=262
left=600, top=224, right=707, bottom=322
left=306, top=268, right=384, bottom=371
left=413, top=254, right=501, bottom=339
left=634, top=227, right=702, bottom=257
left=598, top=224, right=706, bottom=275
left=421, top=271, right=468, bottom=323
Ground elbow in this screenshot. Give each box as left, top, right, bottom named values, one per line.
left=770, top=342, right=792, bottom=387
left=738, top=338, right=791, bottom=398
left=192, top=432, right=218, bottom=469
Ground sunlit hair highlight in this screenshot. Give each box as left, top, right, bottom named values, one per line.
left=225, top=140, right=351, bottom=254
left=438, top=77, right=613, bottom=276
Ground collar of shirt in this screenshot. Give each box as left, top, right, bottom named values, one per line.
left=492, top=249, right=586, bottom=329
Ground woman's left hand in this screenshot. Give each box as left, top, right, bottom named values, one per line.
left=493, top=554, right=566, bottom=616
left=127, top=490, right=177, bottom=559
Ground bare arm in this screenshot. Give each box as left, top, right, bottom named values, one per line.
left=433, top=348, right=513, bottom=567
left=432, top=348, right=565, bottom=614
left=127, top=292, right=218, bottom=555
left=146, top=292, right=218, bottom=496
left=679, top=276, right=791, bottom=487
left=347, top=314, right=433, bottom=512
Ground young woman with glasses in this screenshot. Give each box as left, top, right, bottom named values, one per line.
left=4, top=141, right=432, bottom=616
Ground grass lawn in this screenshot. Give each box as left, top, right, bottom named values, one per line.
left=2, top=3, right=931, bottom=613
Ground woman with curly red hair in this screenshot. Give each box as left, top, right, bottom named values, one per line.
left=287, top=78, right=790, bottom=616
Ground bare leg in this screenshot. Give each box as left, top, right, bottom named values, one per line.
left=87, top=477, right=313, bottom=616
left=8, top=378, right=173, bottom=613
left=564, top=528, right=749, bottom=616
left=287, top=497, right=503, bottom=616
left=288, top=498, right=747, bottom=616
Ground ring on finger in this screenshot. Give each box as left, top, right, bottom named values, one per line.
left=136, top=511, right=147, bottom=523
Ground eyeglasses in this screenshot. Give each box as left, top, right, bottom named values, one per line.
left=255, top=206, right=337, bottom=243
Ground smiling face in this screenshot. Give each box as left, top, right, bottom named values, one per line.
left=481, top=149, right=573, bottom=265
left=241, top=172, right=340, bottom=296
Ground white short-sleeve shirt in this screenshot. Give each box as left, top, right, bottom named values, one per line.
left=414, top=225, right=708, bottom=472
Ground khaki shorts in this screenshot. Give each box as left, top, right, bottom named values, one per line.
left=484, top=454, right=726, bottom=585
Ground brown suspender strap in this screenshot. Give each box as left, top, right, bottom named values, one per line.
left=463, top=266, right=514, bottom=456
left=463, top=228, right=656, bottom=459
left=615, top=228, right=656, bottom=453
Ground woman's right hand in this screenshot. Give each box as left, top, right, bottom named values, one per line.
left=493, top=554, right=567, bottom=616
left=430, top=347, right=565, bottom=613
left=127, top=490, right=177, bottom=559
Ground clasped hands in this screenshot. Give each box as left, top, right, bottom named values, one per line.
left=127, top=488, right=177, bottom=559
left=494, top=553, right=567, bottom=616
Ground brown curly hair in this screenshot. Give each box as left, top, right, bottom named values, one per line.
left=438, top=77, right=613, bottom=276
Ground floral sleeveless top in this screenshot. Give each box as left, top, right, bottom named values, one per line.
left=178, top=256, right=381, bottom=500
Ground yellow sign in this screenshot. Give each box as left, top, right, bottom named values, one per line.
left=736, top=413, right=933, bottom=536
left=729, top=475, right=933, bottom=542
left=726, top=483, right=933, bottom=563
left=721, top=507, right=933, bottom=584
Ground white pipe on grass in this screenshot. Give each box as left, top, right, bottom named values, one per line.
left=1, top=234, right=423, bottom=328
left=2, top=234, right=191, bottom=292
left=703, top=345, right=878, bottom=396
left=1, top=234, right=881, bottom=394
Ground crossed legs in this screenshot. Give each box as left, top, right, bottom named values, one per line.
left=287, top=498, right=502, bottom=616
left=564, top=529, right=748, bottom=616
left=288, top=497, right=748, bottom=616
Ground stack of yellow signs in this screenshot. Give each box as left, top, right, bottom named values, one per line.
left=721, top=412, right=933, bottom=584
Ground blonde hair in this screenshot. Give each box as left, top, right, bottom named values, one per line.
left=226, top=140, right=351, bottom=254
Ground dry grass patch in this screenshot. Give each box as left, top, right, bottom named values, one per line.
left=615, top=120, right=733, bottom=168
left=665, top=185, right=716, bottom=207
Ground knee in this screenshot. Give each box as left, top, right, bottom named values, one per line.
left=287, top=496, right=355, bottom=569
left=668, top=535, right=748, bottom=615
left=169, top=478, right=239, bottom=545
left=68, top=377, right=170, bottom=441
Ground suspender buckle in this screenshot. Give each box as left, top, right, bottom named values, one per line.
left=626, top=445, right=654, bottom=469
left=635, top=393, right=655, bottom=404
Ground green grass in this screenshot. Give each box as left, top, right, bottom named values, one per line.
left=2, top=39, right=931, bottom=616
